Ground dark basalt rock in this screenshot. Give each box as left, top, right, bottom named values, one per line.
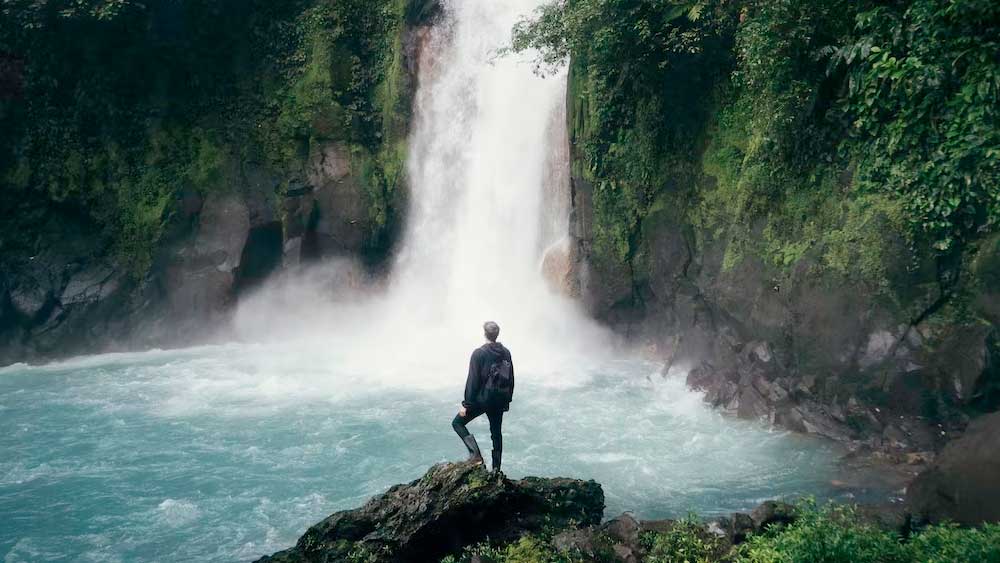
left=256, top=461, right=604, bottom=563
left=550, top=503, right=790, bottom=563
left=750, top=500, right=797, bottom=532
left=907, top=410, right=1000, bottom=525
left=566, top=141, right=999, bottom=463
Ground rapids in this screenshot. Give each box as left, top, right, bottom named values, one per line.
left=0, top=346, right=850, bottom=562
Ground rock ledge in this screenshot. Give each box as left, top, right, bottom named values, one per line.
left=256, top=461, right=604, bottom=563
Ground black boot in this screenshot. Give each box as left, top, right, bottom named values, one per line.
left=491, top=450, right=502, bottom=474
left=462, top=435, right=484, bottom=464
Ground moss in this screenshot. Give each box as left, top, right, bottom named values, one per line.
left=2, top=0, right=417, bottom=278
left=972, top=234, right=1000, bottom=291
left=692, top=83, right=914, bottom=295
left=552, top=0, right=991, bottom=320
left=347, top=543, right=392, bottom=563
left=821, top=194, right=909, bottom=290
left=464, top=469, right=488, bottom=490
left=5, top=157, right=31, bottom=189
left=452, top=533, right=593, bottom=563
left=504, top=536, right=558, bottom=563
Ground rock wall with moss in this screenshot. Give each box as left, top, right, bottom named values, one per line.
left=0, top=0, right=439, bottom=364
left=514, top=0, right=1000, bottom=454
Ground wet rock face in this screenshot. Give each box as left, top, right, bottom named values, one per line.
left=257, top=461, right=604, bottom=563
left=541, top=237, right=581, bottom=297
left=165, top=194, right=250, bottom=316
left=545, top=500, right=802, bottom=563
left=301, top=142, right=369, bottom=258
left=0, top=165, right=290, bottom=363
left=568, top=163, right=999, bottom=454
left=907, top=410, right=1000, bottom=525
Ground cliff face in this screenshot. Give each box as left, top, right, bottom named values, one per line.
left=573, top=156, right=999, bottom=455
left=554, top=1, right=1000, bottom=458
left=0, top=0, right=440, bottom=365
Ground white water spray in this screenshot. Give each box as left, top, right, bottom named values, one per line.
left=234, top=0, right=612, bottom=386
left=391, top=0, right=608, bottom=359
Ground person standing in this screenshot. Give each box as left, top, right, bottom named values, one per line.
left=452, top=321, right=514, bottom=473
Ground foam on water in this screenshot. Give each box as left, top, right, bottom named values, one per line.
left=1, top=345, right=854, bottom=562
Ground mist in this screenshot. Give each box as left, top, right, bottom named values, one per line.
left=229, top=0, right=618, bottom=392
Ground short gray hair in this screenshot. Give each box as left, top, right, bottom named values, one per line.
left=483, top=321, right=500, bottom=342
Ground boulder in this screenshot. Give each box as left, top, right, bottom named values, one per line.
left=750, top=500, right=797, bottom=532
left=304, top=142, right=369, bottom=257
left=257, top=461, right=604, bottom=563
left=906, top=410, right=1000, bottom=525
left=190, top=193, right=250, bottom=273
left=541, top=236, right=580, bottom=297
left=551, top=528, right=596, bottom=555
left=10, top=284, right=49, bottom=319
left=927, top=323, right=1000, bottom=408
left=60, top=264, right=119, bottom=306
left=718, top=512, right=755, bottom=545
left=163, top=194, right=250, bottom=320
left=971, top=234, right=1000, bottom=326
left=602, top=512, right=640, bottom=547
left=858, top=329, right=898, bottom=370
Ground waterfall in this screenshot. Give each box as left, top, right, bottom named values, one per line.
left=233, top=0, right=611, bottom=383
left=390, top=0, right=604, bottom=364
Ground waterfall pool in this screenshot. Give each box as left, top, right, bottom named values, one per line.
left=1, top=343, right=871, bottom=562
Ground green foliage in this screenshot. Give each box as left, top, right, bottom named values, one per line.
left=260, top=0, right=408, bottom=166
left=833, top=0, right=1000, bottom=254
left=906, top=522, right=1000, bottom=563
left=503, top=536, right=566, bottom=563
left=444, top=534, right=584, bottom=563
left=512, top=0, right=737, bottom=268
left=736, top=500, right=1000, bottom=563
left=1, top=0, right=411, bottom=276
left=641, top=516, right=722, bottom=563
left=436, top=507, right=1000, bottom=563
left=820, top=194, right=909, bottom=289
left=511, top=0, right=997, bottom=305
left=732, top=0, right=857, bottom=176
left=509, top=0, right=726, bottom=77
left=347, top=543, right=393, bottom=563
left=691, top=0, right=893, bottom=281
left=736, top=501, right=907, bottom=563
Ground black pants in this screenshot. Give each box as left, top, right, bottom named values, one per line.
left=452, top=406, right=503, bottom=455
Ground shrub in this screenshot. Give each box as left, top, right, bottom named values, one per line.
left=833, top=0, right=1000, bottom=254
left=905, top=522, right=1000, bottom=563
left=641, top=515, right=722, bottom=563
left=736, top=501, right=907, bottom=563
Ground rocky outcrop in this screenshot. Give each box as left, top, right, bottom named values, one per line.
left=256, top=461, right=604, bottom=563
left=0, top=167, right=280, bottom=363
left=567, top=147, right=999, bottom=459
left=541, top=236, right=582, bottom=297
left=256, top=465, right=859, bottom=563
left=906, top=410, right=1000, bottom=525
left=0, top=2, right=438, bottom=366
left=535, top=500, right=810, bottom=563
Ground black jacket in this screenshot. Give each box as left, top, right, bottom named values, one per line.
left=463, top=342, right=514, bottom=410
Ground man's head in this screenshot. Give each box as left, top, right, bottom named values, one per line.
left=483, top=321, right=500, bottom=342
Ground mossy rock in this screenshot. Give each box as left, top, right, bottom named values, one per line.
left=257, top=462, right=604, bottom=563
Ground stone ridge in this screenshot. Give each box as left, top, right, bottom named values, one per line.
left=256, top=461, right=605, bottom=563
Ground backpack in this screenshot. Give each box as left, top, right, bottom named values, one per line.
left=479, top=354, right=514, bottom=408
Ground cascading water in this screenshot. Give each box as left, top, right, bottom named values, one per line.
left=228, top=0, right=609, bottom=381
left=0, top=2, right=866, bottom=562
left=397, top=0, right=574, bottom=329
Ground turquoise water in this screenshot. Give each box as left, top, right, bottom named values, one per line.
left=1, top=343, right=850, bottom=562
